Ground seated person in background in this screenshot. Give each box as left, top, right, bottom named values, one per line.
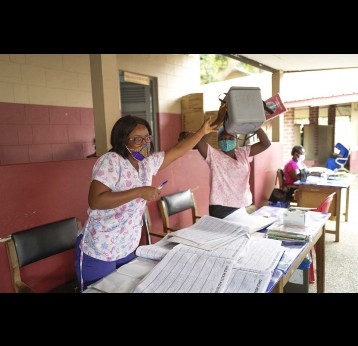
left=284, top=145, right=321, bottom=200
left=326, top=142, right=349, bottom=170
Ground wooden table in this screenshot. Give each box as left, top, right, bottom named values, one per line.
left=252, top=206, right=329, bottom=293
left=294, top=174, right=355, bottom=242
left=85, top=207, right=330, bottom=294
left=271, top=224, right=325, bottom=293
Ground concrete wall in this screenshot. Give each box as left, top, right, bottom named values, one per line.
left=0, top=54, right=201, bottom=164
left=0, top=147, right=280, bottom=292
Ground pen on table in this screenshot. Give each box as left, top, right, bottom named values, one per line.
left=158, top=180, right=168, bottom=190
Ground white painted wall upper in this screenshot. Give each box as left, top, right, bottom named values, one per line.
left=0, top=54, right=201, bottom=114
left=116, top=54, right=200, bottom=114
left=0, top=54, right=93, bottom=107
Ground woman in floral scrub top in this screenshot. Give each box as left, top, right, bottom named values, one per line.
left=196, top=103, right=271, bottom=219
left=75, top=115, right=216, bottom=290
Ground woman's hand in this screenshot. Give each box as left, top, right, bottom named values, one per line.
left=216, top=102, right=227, bottom=124
left=197, top=116, right=219, bottom=137
left=139, top=186, right=161, bottom=201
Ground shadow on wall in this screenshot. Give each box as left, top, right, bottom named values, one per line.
left=0, top=102, right=95, bottom=165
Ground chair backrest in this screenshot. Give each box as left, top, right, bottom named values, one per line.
left=335, top=146, right=350, bottom=171
left=276, top=169, right=284, bottom=189
left=158, top=189, right=200, bottom=233
left=336, top=143, right=349, bottom=159
left=313, top=192, right=336, bottom=213
left=5, top=217, right=80, bottom=293
left=142, top=205, right=166, bottom=243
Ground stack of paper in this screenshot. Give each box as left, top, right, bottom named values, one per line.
left=266, top=222, right=312, bottom=243
left=167, top=215, right=248, bottom=250
left=134, top=244, right=235, bottom=293
left=224, top=207, right=277, bottom=233
left=134, top=237, right=285, bottom=293
left=135, top=235, right=177, bottom=261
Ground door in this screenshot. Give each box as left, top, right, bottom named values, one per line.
left=119, top=71, right=158, bottom=150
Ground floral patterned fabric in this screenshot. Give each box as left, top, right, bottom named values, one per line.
left=80, top=151, right=164, bottom=261
left=206, top=145, right=252, bottom=208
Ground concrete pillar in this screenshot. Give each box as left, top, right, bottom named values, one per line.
left=271, top=70, right=284, bottom=142
left=309, top=106, right=319, bottom=159
left=351, top=102, right=358, bottom=148
left=89, top=54, right=120, bottom=155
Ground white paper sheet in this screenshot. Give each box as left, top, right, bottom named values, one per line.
left=134, top=245, right=234, bottom=293
left=167, top=215, right=247, bottom=250
left=224, top=208, right=277, bottom=233
left=224, top=268, right=272, bottom=293
left=135, top=235, right=177, bottom=261
left=88, top=258, right=156, bottom=293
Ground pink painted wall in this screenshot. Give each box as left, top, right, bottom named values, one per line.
left=0, top=102, right=95, bottom=165
left=0, top=158, right=96, bottom=293
left=0, top=110, right=282, bottom=292
left=0, top=151, right=210, bottom=292
left=349, top=149, right=358, bottom=173
left=157, top=112, right=182, bottom=151
left=250, top=142, right=284, bottom=208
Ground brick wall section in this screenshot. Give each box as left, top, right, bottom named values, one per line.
left=328, top=104, right=336, bottom=126
left=283, top=108, right=295, bottom=164
left=309, top=106, right=319, bottom=157
left=0, top=102, right=95, bottom=164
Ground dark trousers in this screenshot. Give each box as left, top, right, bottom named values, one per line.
left=75, top=234, right=135, bottom=291
left=209, top=205, right=238, bottom=219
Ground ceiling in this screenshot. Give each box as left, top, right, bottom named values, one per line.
left=228, top=54, right=358, bottom=73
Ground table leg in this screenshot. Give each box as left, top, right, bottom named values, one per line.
left=345, top=186, right=350, bottom=222
left=272, top=280, right=284, bottom=293
left=335, top=189, right=341, bottom=242
left=315, top=226, right=325, bottom=293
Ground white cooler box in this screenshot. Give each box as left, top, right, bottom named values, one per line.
left=224, top=86, right=265, bottom=135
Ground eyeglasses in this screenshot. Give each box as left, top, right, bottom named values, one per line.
left=128, top=135, right=153, bottom=145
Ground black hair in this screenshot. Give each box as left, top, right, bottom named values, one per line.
left=109, top=115, right=153, bottom=158
left=291, top=145, right=304, bottom=156
left=178, top=131, right=194, bottom=142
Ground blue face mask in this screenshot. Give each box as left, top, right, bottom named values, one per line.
left=126, top=143, right=151, bottom=161
left=219, top=139, right=236, bottom=152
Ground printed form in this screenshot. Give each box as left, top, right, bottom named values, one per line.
left=134, top=245, right=235, bottom=293
left=167, top=215, right=248, bottom=250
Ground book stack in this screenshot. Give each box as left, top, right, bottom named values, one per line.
left=266, top=222, right=311, bottom=243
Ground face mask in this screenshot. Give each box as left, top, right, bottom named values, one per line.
left=219, top=139, right=236, bottom=152
left=297, top=154, right=305, bottom=162
left=126, top=144, right=151, bottom=161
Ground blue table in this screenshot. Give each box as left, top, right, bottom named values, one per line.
left=253, top=206, right=330, bottom=293
left=294, top=173, right=355, bottom=242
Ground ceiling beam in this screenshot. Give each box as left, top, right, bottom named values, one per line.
left=224, top=54, right=278, bottom=73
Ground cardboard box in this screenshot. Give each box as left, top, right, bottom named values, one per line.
left=283, top=208, right=308, bottom=226
left=181, top=93, right=204, bottom=113
left=182, top=111, right=205, bottom=132
left=204, top=112, right=220, bottom=149
left=283, top=268, right=309, bottom=293
left=283, top=254, right=311, bottom=293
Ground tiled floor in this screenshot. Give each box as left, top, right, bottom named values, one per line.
left=309, top=173, right=358, bottom=293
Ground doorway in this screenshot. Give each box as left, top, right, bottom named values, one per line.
left=119, top=71, right=159, bottom=150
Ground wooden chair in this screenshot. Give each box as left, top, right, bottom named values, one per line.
left=142, top=205, right=167, bottom=244
left=158, top=189, right=200, bottom=234
left=5, top=217, right=81, bottom=293
left=335, top=148, right=350, bottom=172
left=309, top=192, right=336, bottom=284
left=276, top=168, right=298, bottom=205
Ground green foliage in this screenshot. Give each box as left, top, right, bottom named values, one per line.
left=200, top=54, right=229, bottom=84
